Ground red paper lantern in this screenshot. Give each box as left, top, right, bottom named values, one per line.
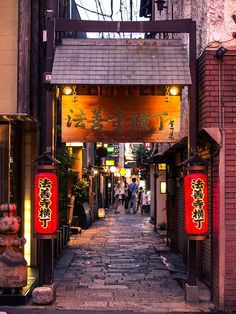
left=184, top=173, right=208, bottom=235
left=34, top=172, right=58, bottom=236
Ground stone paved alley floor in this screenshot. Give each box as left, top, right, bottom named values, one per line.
left=0, top=207, right=214, bottom=314
left=51, top=208, right=213, bottom=313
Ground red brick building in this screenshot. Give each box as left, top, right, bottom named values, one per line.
left=199, top=43, right=236, bottom=311
left=163, top=41, right=236, bottom=311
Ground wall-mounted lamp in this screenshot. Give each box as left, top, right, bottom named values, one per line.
left=93, top=169, right=99, bottom=175
left=169, top=86, right=179, bottom=96
left=66, top=142, right=83, bottom=147
left=110, top=166, right=116, bottom=173
left=160, top=181, right=167, bottom=194
left=63, top=86, right=73, bottom=95
left=156, top=0, right=168, bottom=14
left=215, top=46, right=228, bottom=59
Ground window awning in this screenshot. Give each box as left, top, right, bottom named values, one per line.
left=51, top=39, right=192, bottom=86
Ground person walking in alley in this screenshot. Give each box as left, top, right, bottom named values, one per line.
left=114, top=182, right=123, bottom=213
left=128, top=177, right=139, bottom=214
left=136, top=186, right=144, bottom=212
left=120, top=177, right=125, bottom=204
left=123, top=179, right=129, bottom=213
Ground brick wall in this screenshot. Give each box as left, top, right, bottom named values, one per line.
left=224, top=127, right=236, bottom=310
left=211, top=152, right=220, bottom=307
left=198, top=49, right=236, bottom=311
left=198, top=51, right=221, bottom=129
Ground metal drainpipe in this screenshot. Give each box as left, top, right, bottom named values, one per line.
left=187, top=20, right=197, bottom=287
left=153, top=164, right=157, bottom=232
left=8, top=122, right=11, bottom=204
left=218, top=52, right=225, bottom=310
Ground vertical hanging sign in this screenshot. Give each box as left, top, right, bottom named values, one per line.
left=184, top=173, right=208, bottom=235
left=34, top=172, right=58, bottom=236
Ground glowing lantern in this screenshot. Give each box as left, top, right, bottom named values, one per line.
left=98, top=208, right=105, bottom=218
left=184, top=173, right=208, bottom=235
left=34, top=172, right=58, bottom=236
left=120, top=168, right=126, bottom=176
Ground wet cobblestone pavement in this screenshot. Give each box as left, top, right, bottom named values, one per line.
left=0, top=207, right=214, bottom=313
left=51, top=208, right=213, bottom=313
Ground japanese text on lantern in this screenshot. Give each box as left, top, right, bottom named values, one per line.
left=184, top=173, right=208, bottom=235
left=38, top=177, right=52, bottom=228
left=191, top=178, right=205, bottom=229
left=34, top=173, right=58, bottom=235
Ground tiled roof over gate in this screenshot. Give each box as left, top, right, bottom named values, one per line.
left=51, top=39, right=191, bottom=85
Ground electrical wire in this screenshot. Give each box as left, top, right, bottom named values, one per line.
left=120, top=0, right=124, bottom=21
left=130, top=0, right=133, bottom=21
left=95, top=0, right=100, bottom=20
left=111, top=0, right=113, bottom=19
left=76, top=2, right=112, bottom=18
left=123, top=0, right=128, bottom=20
left=135, top=0, right=138, bottom=20
left=76, top=0, right=144, bottom=39
left=77, top=0, right=90, bottom=19
left=98, top=0, right=106, bottom=21
left=76, top=0, right=146, bottom=21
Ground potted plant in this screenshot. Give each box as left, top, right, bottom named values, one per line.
left=73, top=179, right=90, bottom=228
left=73, top=179, right=89, bottom=204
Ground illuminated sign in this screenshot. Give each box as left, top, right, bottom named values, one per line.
left=158, top=163, right=166, bottom=171
left=160, top=181, right=166, bottom=194
left=184, top=173, right=208, bottom=235
left=106, top=160, right=115, bottom=166
left=120, top=168, right=127, bottom=176
left=107, top=146, right=115, bottom=153
left=62, top=95, right=180, bottom=143
left=34, top=173, right=58, bottom=236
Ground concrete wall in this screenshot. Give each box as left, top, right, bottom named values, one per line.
left=0, top=0, right=18, bottom=113
left=172, top=0, right=235, bottom=56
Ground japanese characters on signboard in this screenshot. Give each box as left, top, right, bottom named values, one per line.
left=184, top=173, right=208, bottom=235
left=62, top=95, right=181, bottom=143
left=34, top=172, right=58, bottom=236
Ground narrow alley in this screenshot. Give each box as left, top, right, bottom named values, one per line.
left=51, top=209, right=213, bottom=313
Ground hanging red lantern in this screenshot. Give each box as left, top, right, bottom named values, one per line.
left=184, top=173, right=208, bottom=235
left=34, top=172, right=58, bottom=236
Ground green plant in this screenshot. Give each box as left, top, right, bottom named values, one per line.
left=73, top=179, right=89, bottom=203
left=55, top=142, right=77, bottom=224
left=158, top=222, right=167, bottom=230
left=133, top=144, right=151, bottom=190
left=133, top=145, right=149, bottom=167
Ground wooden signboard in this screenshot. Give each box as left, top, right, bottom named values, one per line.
left=62, top=95, right=180, bottom=143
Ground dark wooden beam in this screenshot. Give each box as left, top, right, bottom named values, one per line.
left=30, top=1, right=40, bottom=119
left=38, top=0, right=58, bottom=288
left=55, top=18, right=194, bottom=34
left=188, top=21, right=197, bottom=155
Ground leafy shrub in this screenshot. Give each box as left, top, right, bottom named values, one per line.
left=73, top=179, right=89, bottom=203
